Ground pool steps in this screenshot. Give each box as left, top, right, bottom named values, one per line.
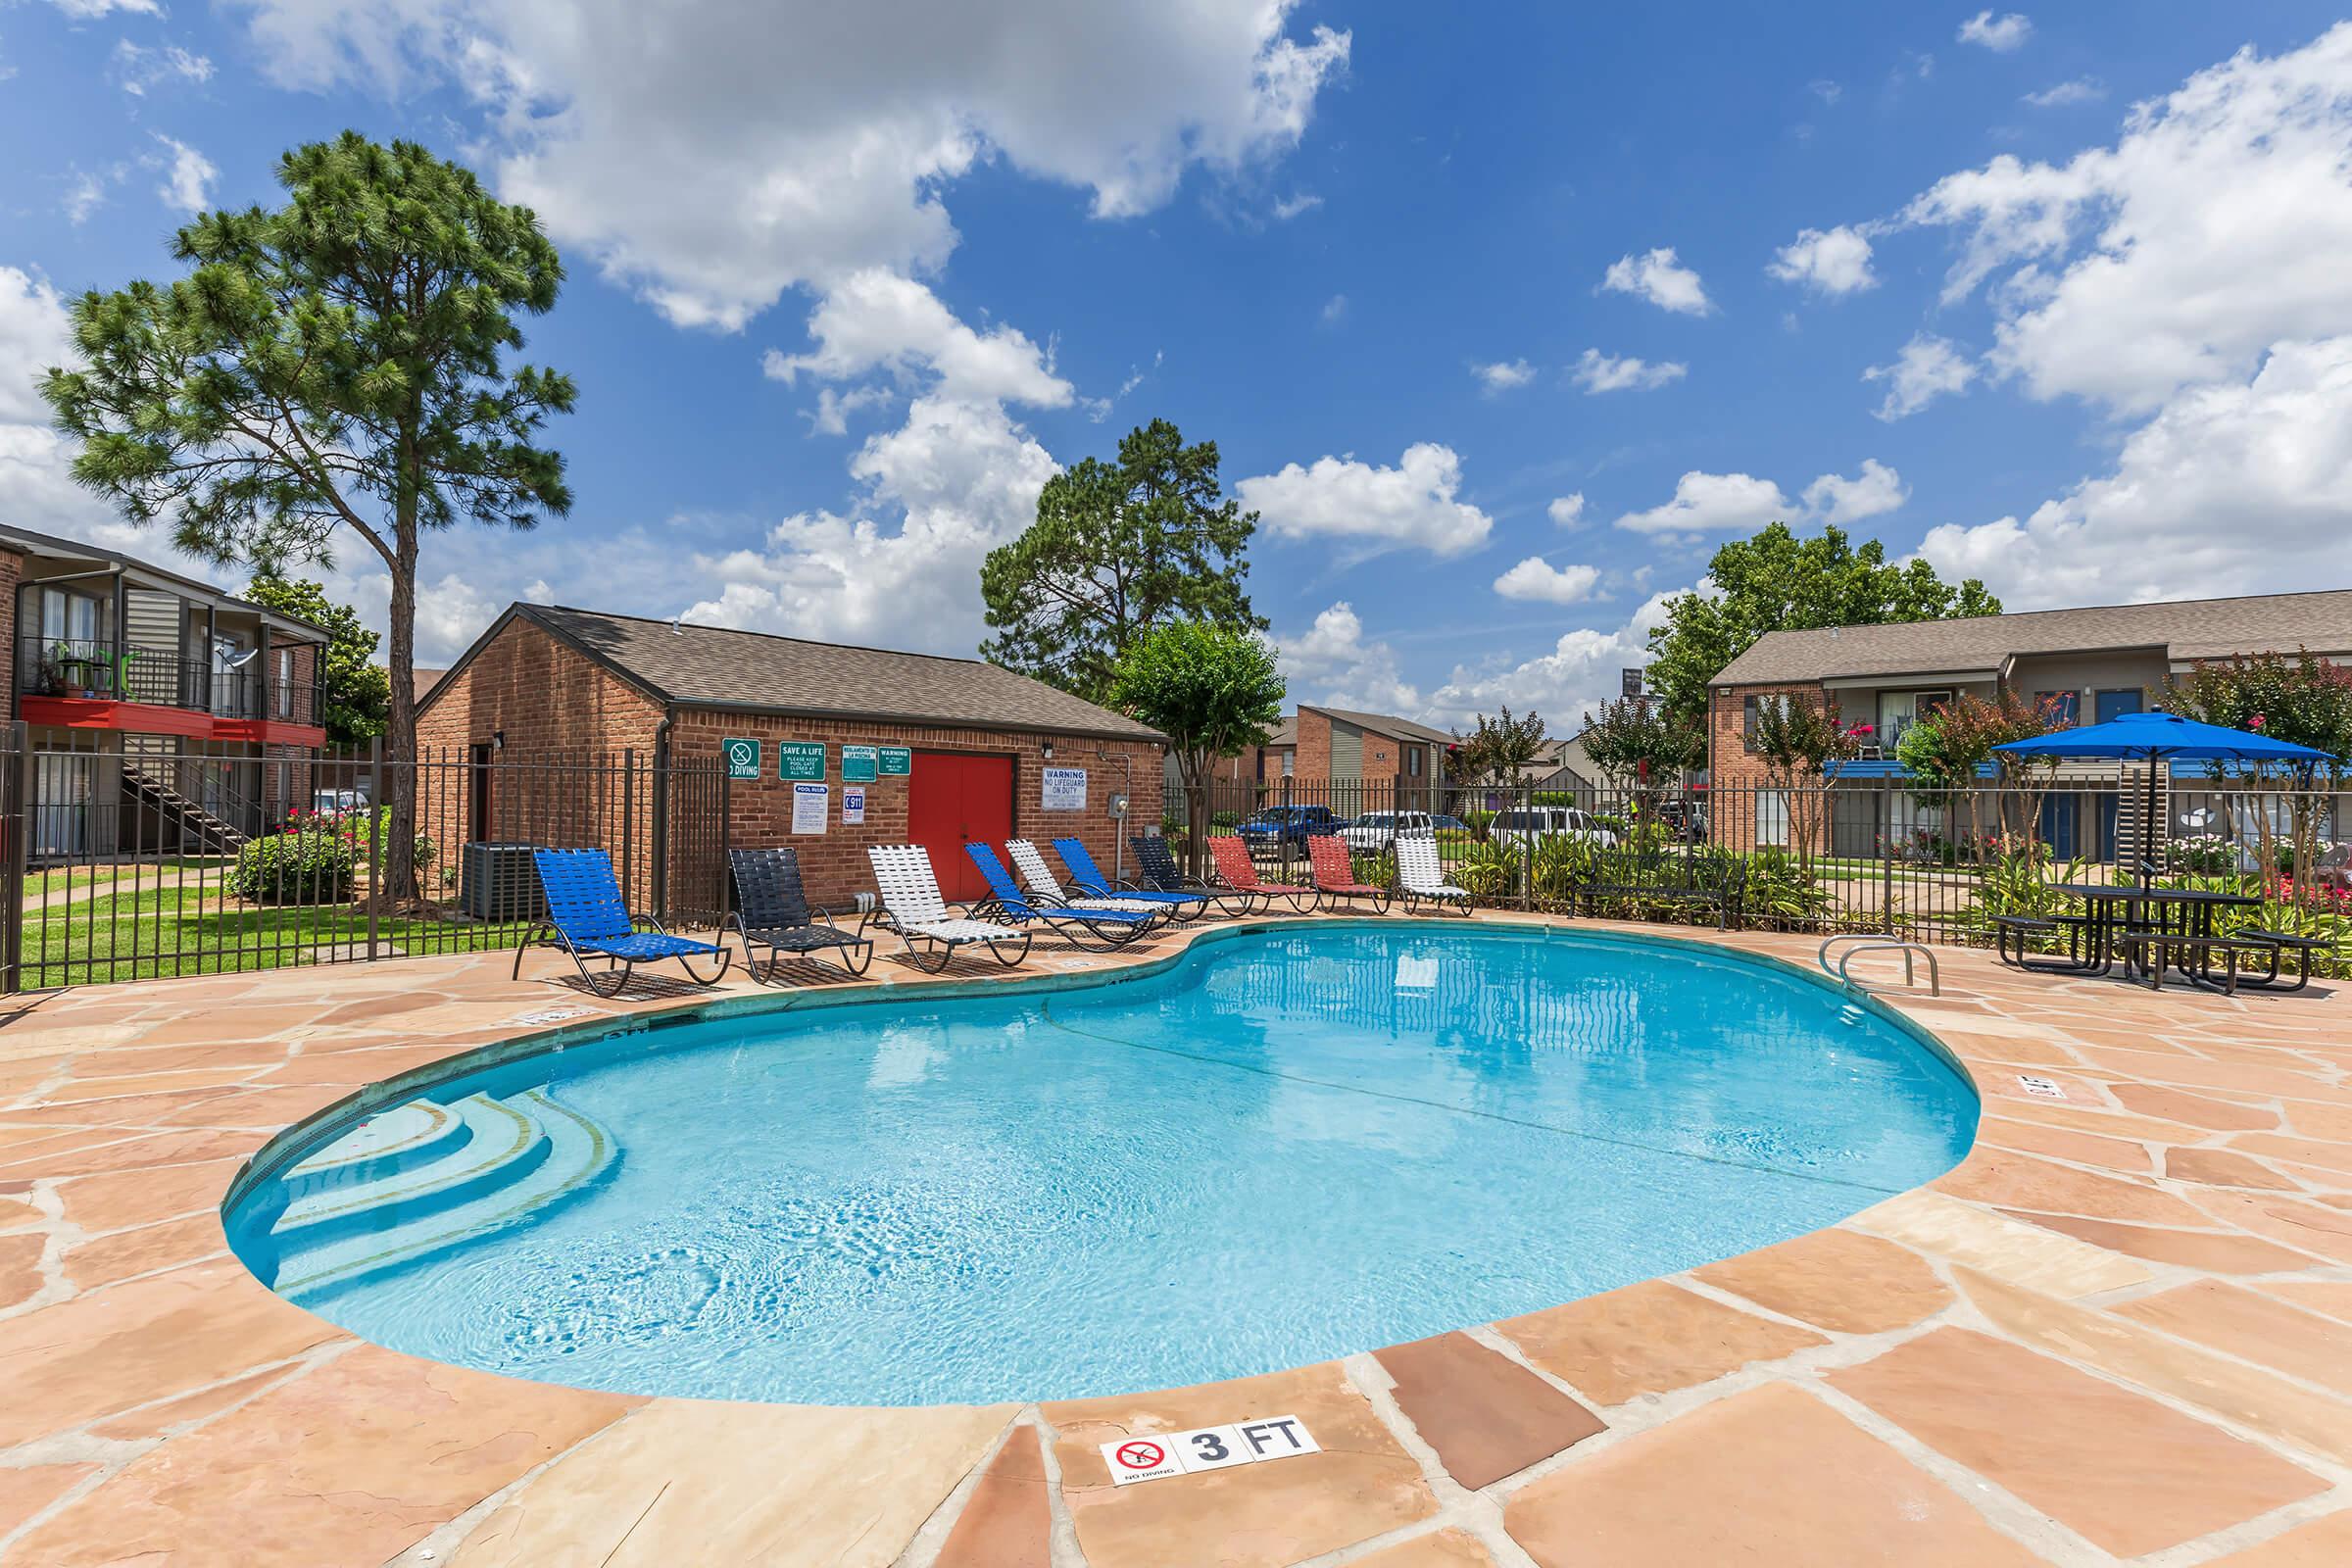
left=258, top=1089, right=615, bottom=1298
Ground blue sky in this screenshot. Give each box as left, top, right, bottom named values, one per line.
left=5, top=2, right=2350, bottom=728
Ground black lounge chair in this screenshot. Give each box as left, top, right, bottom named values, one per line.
left=727, top=847, right=875, bottom=983
left=1130, top=833, right=1253, bottom=917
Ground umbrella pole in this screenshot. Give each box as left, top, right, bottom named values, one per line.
left=2141, top=749, right=2162, bottom=882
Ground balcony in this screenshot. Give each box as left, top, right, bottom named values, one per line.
left=18, top=636, right=325, bottom=744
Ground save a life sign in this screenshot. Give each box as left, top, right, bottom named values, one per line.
left=1101, top=1415, right=1319, bottom=1487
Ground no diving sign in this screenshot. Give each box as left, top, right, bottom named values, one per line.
left=1101, top=1415, right=1319, bottom=1487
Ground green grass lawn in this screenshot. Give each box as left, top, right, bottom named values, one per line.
left=24, top=857, right=231, bottom=900
left=23, top=885, right=535, bottom=987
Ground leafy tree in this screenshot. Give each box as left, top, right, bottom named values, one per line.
left=239, top=572, right=392, bottom=747
left=1643, top=522, right=2001, bottom=727
left=1747, top=695, right=1868, bottom=853
left=2164, top=651, right=2352, bottom=899
left=41, top=132, right=573, bottom=906
left=1893, top=692, right=2072, bottom=858
left=1108, top=620, right=1284, bottom=873
left=981, top=418, right=1262, bottom=702
left=1580, top=696, right=1705, bottom=799
left=1448, top=707, right=1549, bottom=792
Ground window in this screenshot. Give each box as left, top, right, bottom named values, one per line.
left=1280, top=751, right=1294, bottom=777
left=1755, top=790, right=1790, bottom=849
left=275, top=649, right=294, bottom=717
left=1742, top=693, right=1794, bottom=752
left=1407, top=746, right=1422, bottom=778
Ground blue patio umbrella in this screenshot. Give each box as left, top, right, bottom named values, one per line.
left=1995, top=711, right=2334, bottom=875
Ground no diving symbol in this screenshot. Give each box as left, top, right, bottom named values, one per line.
left=1114, top=1441, right=1164, bottom=1471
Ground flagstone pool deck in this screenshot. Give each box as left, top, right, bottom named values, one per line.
left=2, top=915, right=2350, bottom=1567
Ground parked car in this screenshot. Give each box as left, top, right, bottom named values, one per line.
left=1649, top=799, right=1708, bottom=843
left=1490, top=807, right=1619, bottom=849
left=311, top=788, right=368, bottom=814
left=1237, top=806, right=1344, bottom=848
left=1339, top=810, right=1434, bottom=852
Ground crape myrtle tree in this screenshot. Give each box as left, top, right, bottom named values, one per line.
left=41, top=132, right=573, bottom=907
left=1643, top=522, right=2001, bottom=729
left=1448, top=707, right=1548, bottom=794
left=1580, top=695, right=1705, bottom=811
left=2164, top=651, right=2352, bottom=899
left=981, top=418, right=1263, bottom=704
left=1747, top=694, right=1868, bottom=855
left=240, top=573, right=393, bottom=748
left=1892, top=691, right=2072, bottom=860
left=1108, top=620, right=1284, bottom=875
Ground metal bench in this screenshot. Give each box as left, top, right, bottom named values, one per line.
left=2113, top=930, right=2275, bottom=996
left=1987, top=911, right=2092, bottom=973
left=1578, top=851, right=1744, bottom=930
left=2230, top=929, right=2332, bottom=993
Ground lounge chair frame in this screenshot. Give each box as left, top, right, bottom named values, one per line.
left=726, top=847, right=875, bottom=983
left=1050, top=837, right=1210, bottom=923
left=969, top=842, right=1156, bottom=951
left=1205, top=834, right=1318, bottom=915
left=1307, top=833, right=1393, bottom=915
left=515, top=848, right=732, bottom=996
left=1130, top=835, right=1254, bottom=918
left=1395, top=831, right=1472, bottom=916
left=861, top=845, right=1033, bottom=972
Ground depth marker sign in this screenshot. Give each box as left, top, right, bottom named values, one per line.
left=1101, top=1415, right=1318, bottom=1487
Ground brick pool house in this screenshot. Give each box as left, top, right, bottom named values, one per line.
left=416, top=604, right=1166, bottom=910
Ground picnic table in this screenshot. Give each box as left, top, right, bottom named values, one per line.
left=2049, top=884, right=2264, bottom=992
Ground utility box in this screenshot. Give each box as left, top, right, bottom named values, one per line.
left=460, top=842, right=545, bottom=922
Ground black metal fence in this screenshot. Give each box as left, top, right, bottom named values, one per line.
left=5, top=726, right=2344, bottom=993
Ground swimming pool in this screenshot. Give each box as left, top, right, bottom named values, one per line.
left=225, top=924, right=1977, bottom=1405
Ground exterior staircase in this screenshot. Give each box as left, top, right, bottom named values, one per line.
left=247, top=1088, right=616, bottom=1298
left=122, top=769, right=251, bottom=852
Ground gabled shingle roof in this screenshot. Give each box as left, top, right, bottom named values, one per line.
left=1306, top=705, right=1453, bottom=746
left=1712, top=589, right=2352, bottom=687
left=471, top=605, right=1161, bottom=741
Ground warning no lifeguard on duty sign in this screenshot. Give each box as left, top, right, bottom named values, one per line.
left=1101, top=1415, right=1319, bottom=1487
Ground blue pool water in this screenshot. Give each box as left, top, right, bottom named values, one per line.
left=226, top=926, right=1977, bottom=1405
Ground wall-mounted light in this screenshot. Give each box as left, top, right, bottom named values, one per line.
left=492, top=730, right=506, bottom=752
left=1042, top=741, right=1054, bottom=760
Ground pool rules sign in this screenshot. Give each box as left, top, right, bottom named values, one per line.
left=1101, top=1415, right=1319, bottom=1486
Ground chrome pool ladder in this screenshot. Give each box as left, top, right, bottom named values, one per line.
left=1819, top=933, right=1940, bottom=997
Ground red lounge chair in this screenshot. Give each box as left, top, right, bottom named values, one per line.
left=1206, top=834, right=1317, bottom=915
left=1307, top=833, right=1393, bottom=914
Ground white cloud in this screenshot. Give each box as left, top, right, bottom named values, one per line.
left=2023, top=76, right=2104, bottom=108
left=49, top=0, right=161, bottom=15
left=682, top=392, right=1056, bottom=651
left=1800, top=458, right=1908, bottom=523
left=1767, top=224, right=1877, bottom=296
left=1471, top=358, right=1536, bottom=394
left=1809, top=78, right=1841, bottom=105
left=1862, top=332, right=1978, bottom=420
left=1599, top=247, right=1711, bottom=316
left=761, top=269, right=1071, bottom=408
left=1320, top=292, right=1348, bottom=324
left=1957, top=11, right=2032, bottom=52
left=1570, top=348, right=1687, bottom=393
left=1427, top=589, right=1684, bottom=729
left=0, top=267, right=72, bottom=425
left=1239, top=442, right=1493, bottom=559
left=62, top=170, right=114, bottom=225
left=1915, top=336, right=2352, bottom=609
left=1612, top=470, right=1789, bottom=536
left=1493, top=557, right=1601, bottom=606
left=226, top=0, right=1348, bottom=331
left=111, top=41, right=215, bottom=95
left=0, top=266, right=144, bottom=542
left=1272, top=191, right=1322, bottom=220
left=805, top=384, right=894, bottom=436
left=151, top=135, right=218, bottom=213
left=1899, top=24, right=2352, bottom=413
left=1546, top=493, right=1585, bottom=527
left=1272, top=602, right=1421, bottom=715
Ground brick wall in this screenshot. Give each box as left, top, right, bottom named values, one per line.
left=0, top=547, right=20, bottom=723
left=1709, top=680, right=1834, bottom=853
left=1293, top=708, right=1333, bottom=782
left=416, top=617, right=667, bottom=761
left=669, top=710, right=1164, bottom=909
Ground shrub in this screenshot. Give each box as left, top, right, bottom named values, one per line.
left=231, top=827, right=357, bottom=905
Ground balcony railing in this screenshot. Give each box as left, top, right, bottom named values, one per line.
left=18, top=636, right=321, bottom=727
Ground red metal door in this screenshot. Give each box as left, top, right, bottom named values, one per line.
left=907, top=751, right=1015, bottom=903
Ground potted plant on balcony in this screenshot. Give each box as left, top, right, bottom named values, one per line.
left=44, top=641, right=93, bottom=699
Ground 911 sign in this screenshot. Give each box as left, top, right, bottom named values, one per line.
left=1101, top=1415, right=1319, bottom=1487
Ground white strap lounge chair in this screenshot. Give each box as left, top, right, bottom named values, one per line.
left=1005, top=839, right=1164, bottom=923
left=863, top=845, right=1033, bottom=972
left=1396, top=832, right=1472, bottom=916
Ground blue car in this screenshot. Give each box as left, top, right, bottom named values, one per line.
left=1237, top=806, right=1345, bottom=848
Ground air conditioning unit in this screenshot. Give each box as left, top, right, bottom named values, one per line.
left=460, top=842, right=545, bottom=922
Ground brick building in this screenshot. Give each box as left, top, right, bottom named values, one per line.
left=4, top=522, right=327, bottom=859
left=417, top=604, right=1165, bottom=910
left=1706, top=589, right=2352, bottom=857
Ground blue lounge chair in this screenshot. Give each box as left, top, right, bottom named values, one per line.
left=515, top=848, right=731, bottom=996
left=964, top=843, right=1156, bottom=950
left=1048, top=837, right=1208, bottom=922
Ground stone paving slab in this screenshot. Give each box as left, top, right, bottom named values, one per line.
left=0, top=917, right=2347, bottom=1565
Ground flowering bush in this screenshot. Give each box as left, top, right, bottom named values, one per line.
left=230, top=824, right=356, bottom=905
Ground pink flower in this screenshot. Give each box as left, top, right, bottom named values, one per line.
left=2249, top=713, right=2266, bottom=730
